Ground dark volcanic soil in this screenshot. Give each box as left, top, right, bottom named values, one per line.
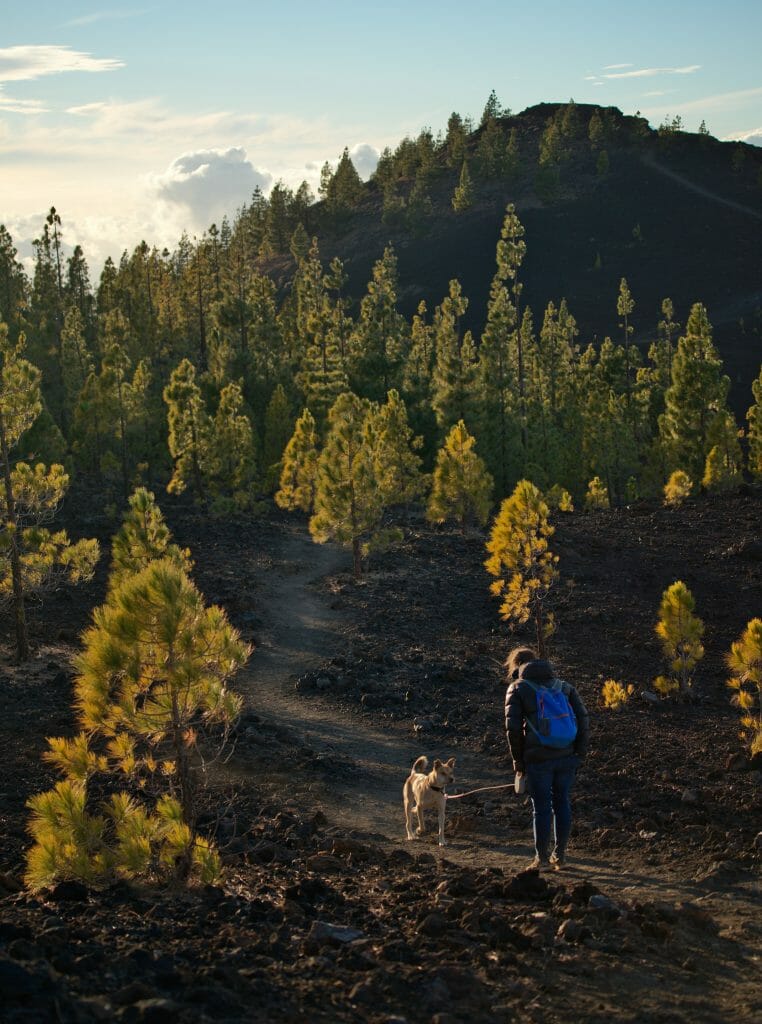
left=1, top=494, right=761, bottom=1023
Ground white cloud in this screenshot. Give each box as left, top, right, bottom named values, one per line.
left=0, top=88, right=47, bottom=114
left=148, top=148, right=273, bottom=228
left=603, top=63, right=634, bottom=70
left=349, top=142, right=379, bottom=179
left=643, top=86, right=762, bottom=118
left=0, top=45, right=124, bottom=82
left=602, top=65, right=701, bottom=80
left=724, top=126, right=762, bottom=146
left=64, top=8, right=148, bottom=28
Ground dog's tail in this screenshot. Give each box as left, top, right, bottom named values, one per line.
left=412, top=755, right=428, bottom=774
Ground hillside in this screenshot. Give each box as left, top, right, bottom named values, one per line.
left=303, top=102, right=762, bottom=413
left=1, top=495, right=760, bottom=1022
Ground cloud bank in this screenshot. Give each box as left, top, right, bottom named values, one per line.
left=149, top=148, right=273, bottom=227
left=602, top=65, right=701, bottom=80
left=0, top=45, right=124, bottom=82
left=349, top=143, right=379, bottom=179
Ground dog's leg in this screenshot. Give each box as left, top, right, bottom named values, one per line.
left=438, top=801, right=447, bottom=847
left=416, top=802, right=425, bottom=836
left=403, top=782, right=415, bottom=840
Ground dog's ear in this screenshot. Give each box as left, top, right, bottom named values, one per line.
left=433, top=759, right=442, bottom=769
left=446, top=757, right=456, bottom=768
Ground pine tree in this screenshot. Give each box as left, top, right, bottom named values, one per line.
left=25, top=557, right=248, bottom=890
left=367, top=390, right=424, bottom=508
left=0, top=324, right=99, bottom=659
left=584, top=476, right=609, bottom=509
left=617, top=277, right=636, bottom=409
left=484, top=479, right=559, bottom=656
left=480, top=89, right=503, bottom=125
left=478, top=204, right=527, bottom=494
left=746, top=365, right=762, bottom=479
left=263, top=384, right=293, bottom=491
left=659, top=303, right=731, bottom=477
left=702, top=410, right=743, bottom=492
left=432, top=281, right=477, bottom=432
left=109, top=487, right=190, bottom=592
left=588, top=110, right=605, bottom=151
left=405, top=172, right=434, bottom=233
left=309, top=392, right=380, bottom=576
left=0, top=225, right=29, bottom=332
left=275, top=408, right=319, bottom=512
left=60, top=306, right=93, bottom=432
left=663, top=469, right=693, bottom=506
left=427, top=420, right=493, bottom=532
left=654, top=581, right=704, bottom=697
left=164, top=358, right=211, bottom=502
left=350, top=247, right=407, bottom=402
left=402, top=301, right=437, bottom=460
left=99, top=310, right=137, bottom=497
left=451, top=160, right=474, bottom=212
left=445, top=112, right=468, bottom=168
left=205, top=379, right=258, bottom=511
left=726, top=618, right=762, bottom=757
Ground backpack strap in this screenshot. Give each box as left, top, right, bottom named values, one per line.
left=522, top=680, right=545, bottom=740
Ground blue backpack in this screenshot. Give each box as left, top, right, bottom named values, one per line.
left=524, top=681, right=578, bottom=749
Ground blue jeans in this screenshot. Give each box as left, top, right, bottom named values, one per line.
left=525, top=754, right=578, bottom=861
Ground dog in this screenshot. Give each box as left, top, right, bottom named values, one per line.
left=403, top=755, right=456, bottom=847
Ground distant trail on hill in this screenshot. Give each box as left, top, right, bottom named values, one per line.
left=641, top=154, right=762, bottom=221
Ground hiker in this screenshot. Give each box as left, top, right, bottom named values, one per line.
left=504, top=652, right=589, bottom=871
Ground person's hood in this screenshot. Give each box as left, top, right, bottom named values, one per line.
left=519, top=659, right=555, bottom=684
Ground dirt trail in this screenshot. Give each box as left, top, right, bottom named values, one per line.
left=227, top=528, right=761, bottom=950
left=229, top=527, right=511, bottom=845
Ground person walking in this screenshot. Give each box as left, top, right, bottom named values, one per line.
left=504, top=651, right=589, bottom=871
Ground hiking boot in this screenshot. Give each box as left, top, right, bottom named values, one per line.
left=550, top=852, right=566, bottom=871
left=530, top=856, right=551, bottom=873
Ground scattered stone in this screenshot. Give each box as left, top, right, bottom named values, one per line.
left=113, top=982, right=157, bottom=1006
left=640, top=690, right=659, bottom=704
left=76, top=996, right=114, bottom=1021
left=504, top=867, right=550, bottom=901
left=128, top=997, right=182, bottom=1023
left=556, top=919, right=585, bottom=942
left=0, top=872, right=22, bottom=894
left=413, top=717, right=435, bottom=733
left=0, top=956, right=39, bottom=997
left=754, top=832, right=762, bottom=852
left=418, top=912, right=448, bottom=937
left=681, top=788, right=700, bottom=805
left=307, top=921, right=365, bottom=947
left=330, top=837, right=373, bottom=861
left=306, top=853, right=345, bottom=875
left=588, top=894, right=620, bottom=917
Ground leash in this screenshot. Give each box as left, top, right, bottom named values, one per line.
left=445, top=783, right=515, bottom=801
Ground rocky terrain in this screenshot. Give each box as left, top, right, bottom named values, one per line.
left=1, top=492, right=761, bottom=1022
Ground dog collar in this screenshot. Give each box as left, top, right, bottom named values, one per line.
left=430, top=785, right=445, bottom=793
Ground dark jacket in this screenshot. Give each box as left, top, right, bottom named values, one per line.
left=505, top=659, right=589, bottom=771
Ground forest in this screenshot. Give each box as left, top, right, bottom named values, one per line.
left=1, top=98, right=761, bottom=1024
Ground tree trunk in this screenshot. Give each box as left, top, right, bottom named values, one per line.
left=0, top=410, right=28, bottom=660
left=535, top=605, right=545, bottom=660
left=170, top=686, right=194, bottom=881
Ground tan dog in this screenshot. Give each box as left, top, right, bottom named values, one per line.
left=403, top=755, right=456, bottom=847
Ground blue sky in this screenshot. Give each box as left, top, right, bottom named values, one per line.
left=2, top=1, right=761, bottom=272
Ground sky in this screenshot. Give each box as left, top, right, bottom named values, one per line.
left=2, top=1, right=762, bottom=275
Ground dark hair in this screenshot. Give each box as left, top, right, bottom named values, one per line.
left=504, top=646, right=537, bottom=680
